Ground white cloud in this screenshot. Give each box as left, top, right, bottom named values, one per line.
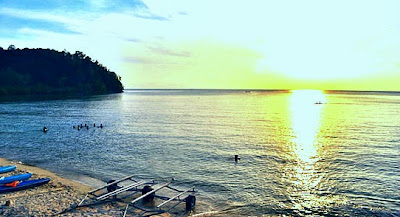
left=0, top=7, right=83, bottom=27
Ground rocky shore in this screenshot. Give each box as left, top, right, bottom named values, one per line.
left=0, top=158, right=215, bottom=217
left=0, top=158, right=124, bottom=216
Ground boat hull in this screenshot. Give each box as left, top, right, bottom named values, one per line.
left=0, top=165, right=16, bottom=174
left=0, top=178, right=50, bottom=194
left=0, top=173, right=32, bottom=184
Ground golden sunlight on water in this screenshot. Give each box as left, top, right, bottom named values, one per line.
left=290, top=90, right=326, bottom=163
left=284, top=90, right=337, bottom=212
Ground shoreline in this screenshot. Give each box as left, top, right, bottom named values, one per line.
left=0, top=157, right=125, bottom=216
left=0, top=158, right=214, bottom=217
left=0, top=158, right=92, bottom=194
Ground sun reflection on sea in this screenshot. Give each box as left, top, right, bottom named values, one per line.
left=283, top=90, right=336, bottom=213
left=290, top=90, right=325, bottom=163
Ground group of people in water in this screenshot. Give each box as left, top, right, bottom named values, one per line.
left=42, top=123, right=104, bottom=132
left=73, top=123, right=103, bottom=130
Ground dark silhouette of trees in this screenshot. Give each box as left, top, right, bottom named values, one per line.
left=7, top=45, right=16, bottom=50
left=0, top=46, right=123, bottom=95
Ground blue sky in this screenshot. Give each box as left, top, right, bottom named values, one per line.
left=0, top=0, right=157, bottom=37
left=1, top=0, right=399, bottom=90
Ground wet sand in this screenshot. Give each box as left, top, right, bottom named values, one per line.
left=0, top=158, right=137, bottom=216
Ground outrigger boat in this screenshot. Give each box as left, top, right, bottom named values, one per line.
left=61, top=174, right=196, bottom=216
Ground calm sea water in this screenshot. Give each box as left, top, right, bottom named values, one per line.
left=0, top=90, right=399, bottom=216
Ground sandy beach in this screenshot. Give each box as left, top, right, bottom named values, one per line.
left=0, top=158, right=213, bottom=217
left=0, top=158, right=134, bottom=216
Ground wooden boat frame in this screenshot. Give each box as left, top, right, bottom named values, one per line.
left=61, top=174, right=196, bottom=217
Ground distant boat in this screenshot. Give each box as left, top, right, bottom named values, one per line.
left=314, top=101, right=323, bottom=105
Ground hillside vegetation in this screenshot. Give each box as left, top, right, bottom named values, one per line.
left=0, top=46, right=123, bottom=95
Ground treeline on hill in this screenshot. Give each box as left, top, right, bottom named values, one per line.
left=0, top=45, right=123, bottom=95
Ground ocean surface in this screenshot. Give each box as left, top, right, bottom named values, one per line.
left=0, top=90, right=399, bottom=216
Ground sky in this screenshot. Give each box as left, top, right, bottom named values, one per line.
left=0, top=0, right=399, bottom=90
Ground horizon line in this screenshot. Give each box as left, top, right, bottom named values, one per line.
left=124, top=88, right=400, bottom=93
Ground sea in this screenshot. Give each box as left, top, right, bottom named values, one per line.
left=0, top=89, right=399, bottom=216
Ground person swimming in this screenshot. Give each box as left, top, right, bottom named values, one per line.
left=43, top=126, right=47, bottom=133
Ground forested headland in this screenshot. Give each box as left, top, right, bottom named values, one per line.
left=0, top=45, right=123, bottom=95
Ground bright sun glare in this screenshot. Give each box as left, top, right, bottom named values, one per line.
left=289, top=90, right=325, bottom=163
left=287, top=89, right=332, bottom=209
